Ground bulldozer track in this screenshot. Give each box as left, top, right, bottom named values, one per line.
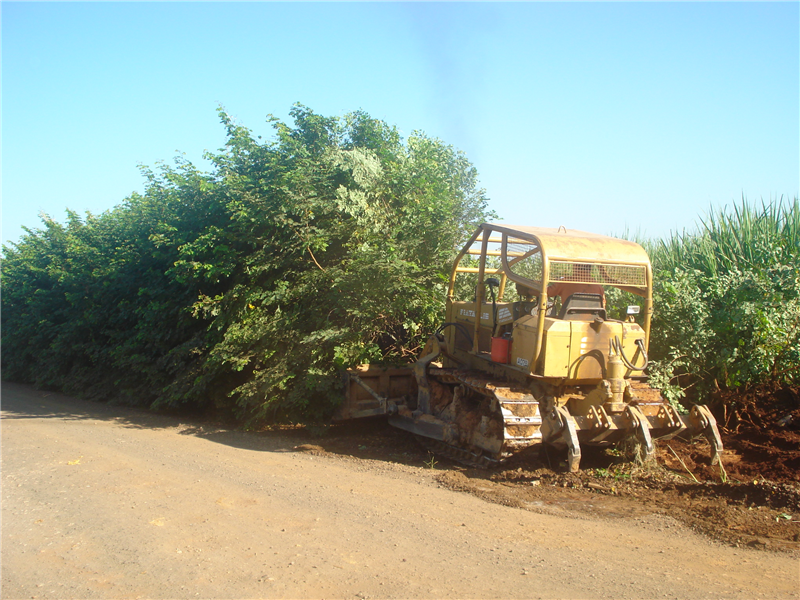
left=425, top=369, right=543, bottom=467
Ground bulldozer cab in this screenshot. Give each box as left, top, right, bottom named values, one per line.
left=442, top=223, right=653, bottom=382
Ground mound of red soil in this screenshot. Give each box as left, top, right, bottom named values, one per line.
left=713, top=383, right=800, bottom=484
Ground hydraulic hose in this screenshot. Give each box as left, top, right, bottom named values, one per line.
left=570, top=349, right=607, bottom=379
left=612, top=336, right=649, bottom=372
left=435, top=322, right=474, bottom=348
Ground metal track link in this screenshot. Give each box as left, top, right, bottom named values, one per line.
left=450, top=370, right=543, bottom=443
left=422, top=369, right=542, bottom=467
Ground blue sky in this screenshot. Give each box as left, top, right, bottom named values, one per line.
left=3, top=2, right=798, bottom=246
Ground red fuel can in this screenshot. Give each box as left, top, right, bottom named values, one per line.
left=490, top=336, right=511, bottom=363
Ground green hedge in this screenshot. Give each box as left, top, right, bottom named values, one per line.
left=2, top=105, right=492, bottom=423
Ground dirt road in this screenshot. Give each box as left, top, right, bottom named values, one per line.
left=2, top=382, right=798, bottom=600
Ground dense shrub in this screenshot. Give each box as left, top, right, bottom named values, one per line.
left=1, top=105, right=492, bottom=422
left=645, top=198, right=799, bottom=406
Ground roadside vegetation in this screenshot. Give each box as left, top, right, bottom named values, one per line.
left=2, top=105, right=797, bottom=429
left=1, top=105, right=492, bottom=422
left=647, top=199, right=799, bottom=414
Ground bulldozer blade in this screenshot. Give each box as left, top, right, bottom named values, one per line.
left=335, top=365, right=415, bottom=421
left=388, top=414, right=447, bottom=441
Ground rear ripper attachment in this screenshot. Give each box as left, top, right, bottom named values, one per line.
left=539, top=342, right=724, bottom=472
left=335, top=223, right=723, bottom=471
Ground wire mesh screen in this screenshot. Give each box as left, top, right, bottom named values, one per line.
left=548, top=261, right=647, bottom=287
left=506, top=238, right=542, bottom=284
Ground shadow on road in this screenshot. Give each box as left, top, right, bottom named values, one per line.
left=1, top=380, right=430, bottom=467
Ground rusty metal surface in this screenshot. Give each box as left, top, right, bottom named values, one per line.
left=334, top=366, right=415, bottom=421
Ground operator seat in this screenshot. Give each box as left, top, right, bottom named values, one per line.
left=558, top=293, right=606, bottom=321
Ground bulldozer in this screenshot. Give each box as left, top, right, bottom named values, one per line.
left=336, top=223, right=723, bottom=471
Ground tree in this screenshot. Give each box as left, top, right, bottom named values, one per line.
left=1, top=104, right=493, bottom=424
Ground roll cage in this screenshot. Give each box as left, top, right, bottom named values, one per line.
left=447, top=223, right=654, bottom=368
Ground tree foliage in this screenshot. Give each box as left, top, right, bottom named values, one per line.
left=2, top=105, right=492, bottom=422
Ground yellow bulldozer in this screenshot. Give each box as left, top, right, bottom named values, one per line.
left=336, top=223, right=723, bottom=471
